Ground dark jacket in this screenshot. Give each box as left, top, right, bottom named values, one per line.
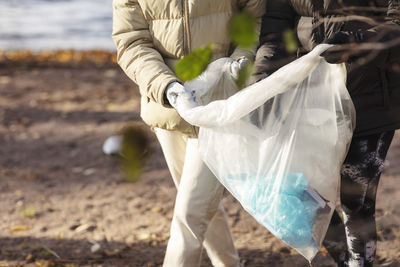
left=254, top=0, right=400, bottom=136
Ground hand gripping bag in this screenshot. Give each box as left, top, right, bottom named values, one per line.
left=178, top=44, right=356, bottom=261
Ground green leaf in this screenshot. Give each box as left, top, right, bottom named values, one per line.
left=120, top=125, right=150, bottom=183
left=236, top=62, right=254, bottom=89
left=175, top=45, right=213, bottom=81
left=229, top=12, right=257, bottom=48
left=283, top=29, right=299, bottom=53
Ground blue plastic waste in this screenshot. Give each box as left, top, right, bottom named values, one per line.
left=227, top=173, right=320, bottom=248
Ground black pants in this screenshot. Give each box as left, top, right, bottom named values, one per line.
left=323, top=130, right=395, bottom=267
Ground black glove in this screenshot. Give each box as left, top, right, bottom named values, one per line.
left=326, top=31, right=369, bottom=45
left=321, top=31, right=372, bottom=63
left=321, top=23, right=400, bottom=64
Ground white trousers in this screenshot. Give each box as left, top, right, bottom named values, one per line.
left=155, top=128, right=239, bottom=267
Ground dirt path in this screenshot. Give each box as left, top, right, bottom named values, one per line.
left=0, top=63, right=399, bottom=267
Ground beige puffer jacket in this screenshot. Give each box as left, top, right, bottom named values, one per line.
left=112, top=0, right=266, bottom=136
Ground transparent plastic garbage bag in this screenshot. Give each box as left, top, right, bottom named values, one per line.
left=178, top=44, right=356, bottom=261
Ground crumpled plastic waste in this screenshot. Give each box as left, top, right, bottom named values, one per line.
left=227, top=172, right=325, bottom=249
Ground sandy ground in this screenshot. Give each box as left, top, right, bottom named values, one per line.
left=0, top=59, right=399, bottom=267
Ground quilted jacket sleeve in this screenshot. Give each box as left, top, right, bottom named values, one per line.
left=230, top=0, right=267, bottom=61
left=253, top=0, right=298, bottom=81
left=112, top=0, right=179, bottom=107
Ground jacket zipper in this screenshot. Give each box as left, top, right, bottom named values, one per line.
left=182, top=0, right=191, bottom=55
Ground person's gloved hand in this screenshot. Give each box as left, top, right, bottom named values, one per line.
left=321, top=31, right=371, bottom=63
left=164, top=81, right=198, bottom=112
left=166, top=57, right=250, bottom=112
left=321, top=23, right=400, bottom=63
left=230, top=57, right=249, bottom=79
left=238, top=57, right=249, bottom=69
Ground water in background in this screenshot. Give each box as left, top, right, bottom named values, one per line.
left=0, top=0, right=114, bottom=51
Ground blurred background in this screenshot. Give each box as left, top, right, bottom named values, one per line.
left=0, top=0, right=114, bottom=51
left=0, top=1, right=399, bottom=266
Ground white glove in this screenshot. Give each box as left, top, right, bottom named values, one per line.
left=230, top=58, right=249, bottom=79
left=165, top=82, right=198, bottom=112
left=238, top=58, right=249, bottom=69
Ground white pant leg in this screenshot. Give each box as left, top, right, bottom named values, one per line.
left=155, top=128, right=239, bottom=267
left=202, top=203, right=239, bottom=267
left=154, top=127, right=187, bottom=186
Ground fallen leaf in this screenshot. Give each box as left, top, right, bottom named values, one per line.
left=11, top=225, right=30, bottom=232
left=74, top=223, right=95, bottom=233
left=25, top=253, right=34, bottom=261
left=151, top=206, right=162, bottom=213
left=34, top=259, right=56, bottom=267
left=106, top=103, right=117, bottom=111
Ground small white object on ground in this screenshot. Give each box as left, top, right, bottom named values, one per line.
left=102, top=135, right=123, bottom=155
left=91, top=242, right=101, bottom=253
